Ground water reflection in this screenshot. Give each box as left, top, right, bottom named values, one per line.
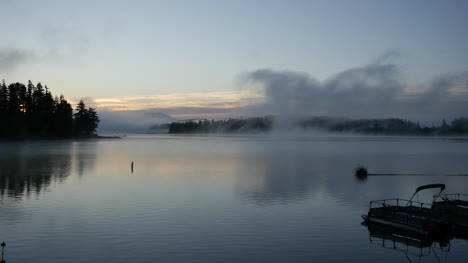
left=0, top=136, right=467, bottom=262
left=72, top=141, right=97, bottom=177
left=0, top=141, right=98, bottom=199
left=236, top=146, right=468, bottom=209
left=362, top=221, right=452, bottom=262
left=235, top=150, right=405, bottom=207
left=0, top=144, right=72, bottom=199
left=236, top=152, right=319, bottom=205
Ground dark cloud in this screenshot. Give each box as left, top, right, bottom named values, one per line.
left=242, top=56, right=468, bottom=124
left=372, top=50, right=402, bottom=65
left=0, top=49, right=36, bottom=73
left=0, top=25, right=94, bottom=75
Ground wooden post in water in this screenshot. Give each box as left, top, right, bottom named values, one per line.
left=1, top=241, right=6, bottom=263
left=131, top=161, right=134, bottom=173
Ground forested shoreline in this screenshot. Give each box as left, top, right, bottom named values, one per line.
left=0, top=80, right=99, bottom=140
left=168, top=116, right=468, bottom=135
left=3, top=79, right=466, bottom=138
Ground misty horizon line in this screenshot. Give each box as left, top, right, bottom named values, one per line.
left=162, top=115, right=468, bottom=137
left=3, top=52, right=468, bottom=133
left=153, top=114, right=466, bottom=125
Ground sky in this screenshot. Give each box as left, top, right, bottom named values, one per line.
left=1, top=0, right=468, bottom=126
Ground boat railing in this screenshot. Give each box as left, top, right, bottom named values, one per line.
left=370, top=199, right=448, bottom=225
left=369, top=199, right=448, bottom=230
left=433, top=193, right=468, bottom=202
left=370, top=198, right=433, bottom=210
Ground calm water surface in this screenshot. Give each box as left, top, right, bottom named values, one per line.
left=0, top=135, right=467, bottom=262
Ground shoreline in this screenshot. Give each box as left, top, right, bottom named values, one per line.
left=0, top=135, right=122, bottom=142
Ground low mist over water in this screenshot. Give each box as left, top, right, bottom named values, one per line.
left=2, top=1, right=468, bottom=262
left=1, top=135, right=467, bottom=262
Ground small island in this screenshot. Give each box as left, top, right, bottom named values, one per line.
left=167, top=116, right=468, bottom=136
left=0, top=80, right=99, bottom=140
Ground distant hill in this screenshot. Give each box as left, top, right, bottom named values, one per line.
left=98, top=110, right=176, bottom=134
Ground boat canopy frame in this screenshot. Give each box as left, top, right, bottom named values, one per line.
left=406, top=184, right=445, bottom=207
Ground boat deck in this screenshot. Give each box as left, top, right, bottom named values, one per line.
left=365, top=198, right=450, bottom=234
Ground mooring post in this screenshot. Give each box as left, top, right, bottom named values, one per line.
left=1, top=241, right=6, bottom=263
left=131, top=161, right=134, bottom=173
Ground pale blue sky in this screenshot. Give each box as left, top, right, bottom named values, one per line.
left=1, top=0, right=467, bottom=116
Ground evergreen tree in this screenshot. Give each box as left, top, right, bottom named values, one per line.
left=5, top=83, right=27, bottom=137
left=73, top=100, right=99, bottom=137
left=42, top=86, right=55, bottom=135
left=25, top=80, right=35, bottom=131
left=451, top=117, right=468, bottom=134
left=53, top=95, right=73, bottom=137
left=0, top=80, right=8, bottom=137
left=30, top=82, right=45, bottom=135
left=0, top=79, right=100, bottom=139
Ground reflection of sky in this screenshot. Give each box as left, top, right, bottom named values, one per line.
left=229, top=137, right=468, bottom=207
left=2, top=136, right=468, bottom=204
left=1, top=136, right=468, bottom=262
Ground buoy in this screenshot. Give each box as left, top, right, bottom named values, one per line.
left=131, top=161, right=134, bottom=173
left=354, top=165, right=368, bottom=181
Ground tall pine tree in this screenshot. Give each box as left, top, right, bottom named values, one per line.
left=73, top=100, right=99, bottom=137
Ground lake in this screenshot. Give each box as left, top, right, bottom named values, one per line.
left=0, top=135, right=467, bottom=262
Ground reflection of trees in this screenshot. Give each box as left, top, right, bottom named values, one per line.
left=72, top=141, right=97, bottom=177
left=0, top=146, right=72, bottom=199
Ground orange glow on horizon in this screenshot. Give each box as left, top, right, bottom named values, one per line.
left=91, top=90, right=264, bottom=112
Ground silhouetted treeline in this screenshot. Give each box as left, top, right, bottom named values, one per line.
left=0, top=80, right=99, bottom=140
left=299, top=116, right=468, bottom=135
left=169, top=117, right=273, bottom=134
left=148, top=123, right=171, bottom=133
left=168, top=116, right=468, bottom=135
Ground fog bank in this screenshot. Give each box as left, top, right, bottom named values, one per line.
left=242, top=57, right=468, bottom=126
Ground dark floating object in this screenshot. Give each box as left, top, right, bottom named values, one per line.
left=354, top=165, right=368, bottom=181
left=131, top=161, right=134, bottom=173
left=1, top=241, right=5, bottom=263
